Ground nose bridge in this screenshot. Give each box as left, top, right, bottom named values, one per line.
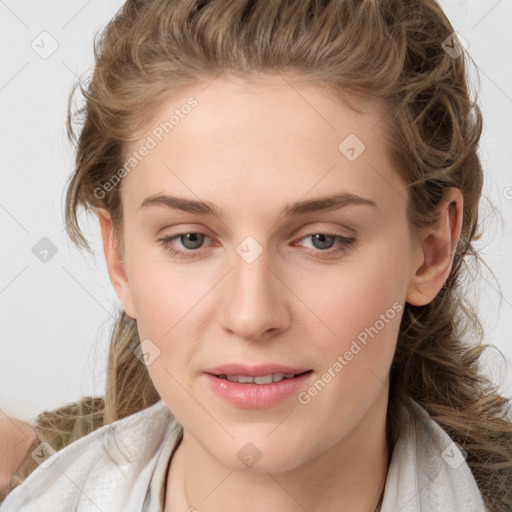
left=219, top=234, right=288, bottom=340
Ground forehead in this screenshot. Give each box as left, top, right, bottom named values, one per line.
left=120, top=75, right=405, bottom=216
left=150, top=75, right=385, bottom=143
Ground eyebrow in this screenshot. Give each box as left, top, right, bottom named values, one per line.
left=138, top=192, right=378, bottom=217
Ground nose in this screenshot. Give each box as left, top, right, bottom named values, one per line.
left=218, top=240, right=291, bottom=342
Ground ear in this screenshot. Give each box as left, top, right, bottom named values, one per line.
left=97, top=207, right=137, bottom=319
left=406, top=188, right=464, bottom=306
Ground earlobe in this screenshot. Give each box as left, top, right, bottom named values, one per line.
left=97, top=207, right=137, bottom=319
left=406, top=188, right=463, bottom=307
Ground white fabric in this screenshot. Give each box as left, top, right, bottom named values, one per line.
left=141, top=419, right=182, bottom=511
left=1, top=397, right=488, bottom=511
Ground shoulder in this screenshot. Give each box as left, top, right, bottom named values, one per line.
left=1, top=399, right=181, bottom=512
left=381, top=396, right=488, bottom=512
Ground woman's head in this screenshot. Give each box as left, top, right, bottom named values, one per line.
left=60, top=0, right=511, bottom=508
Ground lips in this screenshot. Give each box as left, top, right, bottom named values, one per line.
left=205, top=369, right=314, bottom=408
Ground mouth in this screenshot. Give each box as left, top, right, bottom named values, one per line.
left=213, top=370, right=313, bottom=384
left=205, top=369, right=314, bottom=408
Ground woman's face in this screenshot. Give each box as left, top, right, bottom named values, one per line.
left=101, top=74, right=427, bottom=472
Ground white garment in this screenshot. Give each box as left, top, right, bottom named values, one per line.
left=1, top=396, right=488, bottom=512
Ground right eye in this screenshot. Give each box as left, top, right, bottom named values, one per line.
left=158, top=232, right=211, bottom=259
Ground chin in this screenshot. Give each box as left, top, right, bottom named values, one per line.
left=209, top=438, right=308, bottom=474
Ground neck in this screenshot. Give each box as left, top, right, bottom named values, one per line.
left=166, top=388, right=390, bottom=512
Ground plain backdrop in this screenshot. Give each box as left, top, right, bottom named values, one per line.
left=1, top=0, right=511, bottom=422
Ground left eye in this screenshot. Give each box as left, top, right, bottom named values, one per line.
left=158, top=232, right=356, bottom=259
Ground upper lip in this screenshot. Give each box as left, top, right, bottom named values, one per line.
left=205, top=364, right=312, bottom=377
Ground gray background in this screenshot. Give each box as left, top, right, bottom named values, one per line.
left=1, top=0, right=511, bottom=421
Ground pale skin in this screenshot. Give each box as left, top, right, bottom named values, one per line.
left=97, top=73, right=463, bottom=512
left=0, top=415, right=37, bottom=499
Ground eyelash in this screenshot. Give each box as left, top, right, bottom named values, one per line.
left=158, top=231, right=357, bottom=260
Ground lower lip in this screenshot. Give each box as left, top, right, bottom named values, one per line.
left=205, top=371, right=313, bottom=409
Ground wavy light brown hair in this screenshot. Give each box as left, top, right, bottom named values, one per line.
left=11, top=0, right=512, bottom=509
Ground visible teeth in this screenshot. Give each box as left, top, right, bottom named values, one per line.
left=254, top=375, right=273, bottom=384
left=218, top=373, right=298, bottom=384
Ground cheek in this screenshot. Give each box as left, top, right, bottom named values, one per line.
left=290, top=241, right=407, bottom=384
left=124, top=252, right=213, bottom=394
left=126, top=247, right=203, bottom=339
left=295, top=245, right=405, bottom=336
left=129, top=265, right=202, bottom=420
